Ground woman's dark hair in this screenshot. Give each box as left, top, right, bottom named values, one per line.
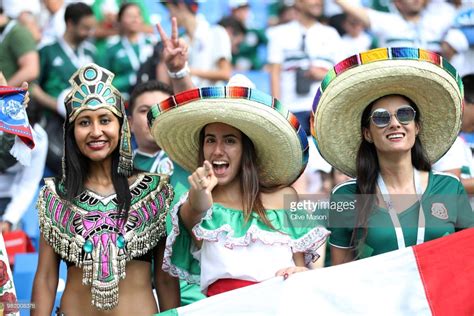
left=58, top=114, right=132, bottom=218
left=198, top=125, right=274, bottom=229
left=118, top=2, right=141, bottom=22
left=353, top=94, right=431, bottom=254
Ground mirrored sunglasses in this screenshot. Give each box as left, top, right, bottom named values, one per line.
left=369, top=106, right=416, bottom=128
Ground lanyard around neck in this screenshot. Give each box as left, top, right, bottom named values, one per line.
left=0, top=20, right=16, bottom=43
left=58, top=37, right=87, bottom=69
left=377, top=169, right=426, bottom=249
left=121, top=35, right=147, bottom=71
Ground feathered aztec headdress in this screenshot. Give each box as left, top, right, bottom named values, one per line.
left=64, top=63, right=133, bottom=176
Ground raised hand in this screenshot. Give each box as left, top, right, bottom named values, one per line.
left=0, top=72, right=30, bottom=107
left=156, top=17, right=189, bottom=72
left=21, top=81, right=30, bottom=106
left=188, top=160, right=218, bottom=213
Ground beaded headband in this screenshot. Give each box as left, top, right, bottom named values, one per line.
left=64, top=64, right=133, bottom=176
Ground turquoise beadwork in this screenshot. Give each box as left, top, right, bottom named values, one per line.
left=117, top=235, right=125, bottom=249
left=84, top=240, right=93, bottom=253
left=85, top=68, right=97, bottom=80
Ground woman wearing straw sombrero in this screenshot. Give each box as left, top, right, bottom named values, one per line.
left=149, top=74, right=330, bottom=296
left=312, top=47, right=474, bottom=264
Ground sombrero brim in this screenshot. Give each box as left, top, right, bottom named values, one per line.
left=312, top=47, right=463, bottom=177
left=149, top=86, right=309, bottom=187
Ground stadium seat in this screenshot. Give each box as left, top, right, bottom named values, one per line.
left=20, top=188, right=41, bottom=251
left=13, top=253, right=67, bottom=316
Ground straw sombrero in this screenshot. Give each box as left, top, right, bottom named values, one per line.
left=148, top=80, right=308, bottom=187
left=312, top=47, right=463, bottom=177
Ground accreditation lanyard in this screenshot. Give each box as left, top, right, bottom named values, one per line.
left=121, top=36, right=148, bottom=72
left=0, top=20, right=16, bottom=44
left=58, top=37, right=88, bottom=69
left=377, top=169, right=426, bottom=249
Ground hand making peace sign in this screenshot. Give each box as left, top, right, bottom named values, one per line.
left=156, top=17, right=189, bottom=73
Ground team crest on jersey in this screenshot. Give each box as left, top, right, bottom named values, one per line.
left=431, top=203, right=448, bottom=220
left=157, top=157, right=174, bottom=176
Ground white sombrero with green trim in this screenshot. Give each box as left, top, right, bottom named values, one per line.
left=311, top=47, right=463, bottom=177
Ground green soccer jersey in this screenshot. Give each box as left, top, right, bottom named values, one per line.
left=233, top=28, right=267, bottom=71
left=133, top=150, right=205, bottom=305
left=0, top=21, right=36, bottom=81
left=39, top=39, right=96, bottom=97
left=100, top=36, right=154, bottom=99
left=92, top=0, right=152, bottom=61
left=133, top=150, right=189, bottom=205
left=329, top=171, right=474, bottom=257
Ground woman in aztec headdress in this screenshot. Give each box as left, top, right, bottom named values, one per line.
left=32, top=63, right=179, bottom=315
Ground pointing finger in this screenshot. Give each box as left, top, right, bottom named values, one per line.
left=203, top=161, right=214, bottom=176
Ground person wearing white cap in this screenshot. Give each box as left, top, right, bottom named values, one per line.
left=150, top=73, right=329, bottom=296
left=312, top=47, right=474, bottom=265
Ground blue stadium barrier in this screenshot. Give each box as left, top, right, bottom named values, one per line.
left=14, top=253, right=67, bottom=316
left=20, top=188, right=41, bottom=252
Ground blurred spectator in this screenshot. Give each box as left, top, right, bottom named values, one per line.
left=267, top=0, right=342, bottom=195
left=228, top=0, right=268, bottom=71
left=158, top=0, right=232, bottom=87
left=39, top=0, right=66, bottom=47
left=335, top=0, right=455, bottom=53
left=218, top=16, right=248, bottom=69
left=0, top=8, right=39, bottom=86
left=340, top=13, right=376, bottom=57
left=33, top=2, right=96, bottom=114
left=0, top=97, right=47, bottom=233
left=441, top=7, right=474, bottom=76
left=267, top=0, right=297, bottom=26
left=32, top=2, right=96, bottom=177
left=442, top=28, right=474, bottom=76
left=91, top=0, right=154, bottom=59
left=433, top=74, right=474, bottom=195
left=17, top=11, right=42, bottom=43
left=267, top=0, right=341, bottom=134
left=91, top=0, right=120, bottom=57
left=100, top=2, right=155, bottom=99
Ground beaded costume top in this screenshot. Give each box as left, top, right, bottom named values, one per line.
left=37, top=173, right=172, bottom=310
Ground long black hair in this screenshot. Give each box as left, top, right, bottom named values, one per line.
left=353, top=94, right=431, bottom=253
left=58, top=114, right=132, bottom=218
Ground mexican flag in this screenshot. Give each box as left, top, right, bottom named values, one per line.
left=159, top=228, right=474, bottom=315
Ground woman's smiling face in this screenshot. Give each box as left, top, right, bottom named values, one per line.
left=74, top=108, right=121, bottom=162
left=363, top=95, right=419, bottom=157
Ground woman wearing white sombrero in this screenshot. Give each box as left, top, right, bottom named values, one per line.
left=149, top=75, right=329, bottom=296
left=312, top=47, right=474, bottom=264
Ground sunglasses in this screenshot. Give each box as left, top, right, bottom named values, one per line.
left=369, top=106, right=416, bottom=128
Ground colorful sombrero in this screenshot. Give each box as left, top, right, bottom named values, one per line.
left=312, top=47, right=463, bottom=177
left=148, top=80, right=308, bottom=187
